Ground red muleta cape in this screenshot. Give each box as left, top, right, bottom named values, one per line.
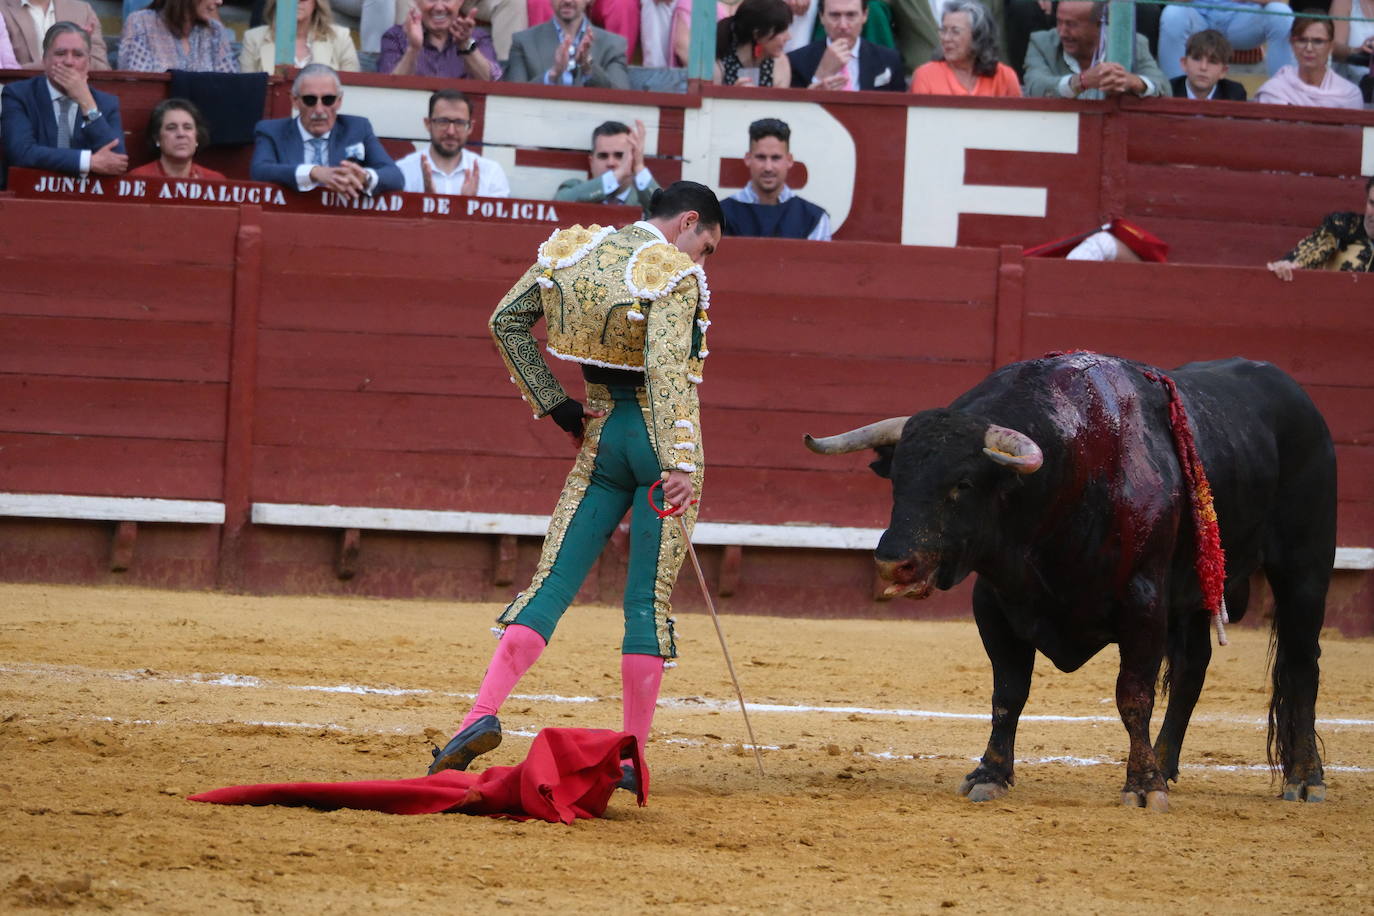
left=189, top=728, right=646, bottom=824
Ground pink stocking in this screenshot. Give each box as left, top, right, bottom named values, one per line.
left=458, top=624, right=546, bottom=732
left=621, top=653, right=664, bottom=760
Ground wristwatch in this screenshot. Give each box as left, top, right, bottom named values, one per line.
left=458, top=39, right=478, bottom=54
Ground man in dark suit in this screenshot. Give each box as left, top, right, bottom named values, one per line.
left=789, top=0, right=905, bottom=91
left=503, top=0, right=630, bottom=89
left=1169, top=29, right=1248, bottom=100
left=250, top=63, right=403, bottom=198
left=1, top=21, right=126, bottom=186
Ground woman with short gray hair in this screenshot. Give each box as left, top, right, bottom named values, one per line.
left=910, top=0, right=1020, bottom=96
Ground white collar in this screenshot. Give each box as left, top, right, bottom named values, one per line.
left=633, top=220, right=667, bottom=243
left=296, top=117, right=331, bottom=143
left=1185, top=80, right=1216, bottom=100
left=46, top=78, right=67, bottom=103
left=427, top=147, right=476, bottom=177
left=735, top=183, right=795, bottom=205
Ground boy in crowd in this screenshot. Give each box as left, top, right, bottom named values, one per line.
left=1171, top=29, right=1248, bottom=100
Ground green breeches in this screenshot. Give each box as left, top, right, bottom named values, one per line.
left=498, top=384, right=702, bottom=657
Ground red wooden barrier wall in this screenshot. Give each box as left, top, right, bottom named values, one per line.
left=0, top=196, right=1369, bottom=627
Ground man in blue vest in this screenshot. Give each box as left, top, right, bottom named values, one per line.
left=720, top=118, right=832, bottom=242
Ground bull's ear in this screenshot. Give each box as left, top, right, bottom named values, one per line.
left=869, top=445, right=895, bottom=479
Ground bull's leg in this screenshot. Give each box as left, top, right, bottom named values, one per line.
left=1116, top=587, right=1169, bottom=811
left=1152, top=604, right=1215, bottom=783
left=1266, top=563, right=1327, bottom=802
left=959, top=581, right=1034, bottom=802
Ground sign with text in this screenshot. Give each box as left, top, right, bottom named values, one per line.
left=7, top=169, right=636, bottom=227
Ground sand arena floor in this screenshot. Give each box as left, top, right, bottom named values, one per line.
left=1, top=582, right=1372, bottom=913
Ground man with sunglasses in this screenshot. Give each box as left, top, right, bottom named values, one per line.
left=251, top=63, right=403, bottom=198
left=396, top=88, right=510, bottom=196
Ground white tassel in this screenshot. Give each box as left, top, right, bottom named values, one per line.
left=627, top=309, right=645, bottom=321
left=674, top=442, right=695, bottom=451
left=698, top=348, right=710, bottom=358
left=536, top=275, right=554, bottom=288
left=687, top=374, right=703, bottom=384
left=675, top=461, right=697, bottom=473
left=1213, top=598, right=1230, bottom=647
left=673, top=420, right=694, bottom=430
left=490, top=626, right=505, bottom=639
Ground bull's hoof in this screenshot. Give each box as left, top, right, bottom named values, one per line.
left=1122, top=790, right=1169, bottom=811
left=958, top=778, right=1008, bottom=802
left=1282, top=782, right=1326, bottom=802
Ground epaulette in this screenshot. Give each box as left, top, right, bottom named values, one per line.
left=624, top=241, right=700, bottom=300
left=536, top=223, right=614, bottom=274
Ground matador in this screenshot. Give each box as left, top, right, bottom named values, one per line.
left=427, top=181, right=724, bottom=794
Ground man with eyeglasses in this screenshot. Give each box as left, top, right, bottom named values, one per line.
left=395, top=88, right=510, bottom=196
left=250, top=63, right=403, bottom=199
left=554, top=119, right=659, bottom=215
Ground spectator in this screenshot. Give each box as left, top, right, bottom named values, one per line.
left=911, top=0, right=1020, bottom=95
left=250, top=63, right=404, bottom=197
left=1023, top=0, right=1164, bottom=98
left=120, top=0, right=237, bottom=72
left=128, top=98, right=226, bottom=179
left=382, top=0, right=527, bottom=60
left=1007, top=0, right=1159, bottom=77
left=715, top=0, right=791, bottom=86
left=379, top=0, right=500, bottom=79
left=505, top=0, right=630, bottom=88
left=395, top=88, right=510, bottom=195
left=1170, top=28, right=1247, bottom=99
left=1255, top=13, right=1364, bottom=109
left=1267, top=176, right=1374, bottom=278
left=890, top=0, right=1003, bottom=77
left=641, top=0, right=677, bottom=66
left=0, top=14, right=17, bottom=67
left=1, top=22, right=125, bottom=183
left=666, top=0, right=735, bottom=68
left=555, top=119, right=659, bottom=213
left=1331, top=0, right=1374, bottom=80
left=1158, top=0, right=1293, bottom=83
left=0, top=0, right=107, bottom=69
left=783, top=0, right=814, bottom=52
left=241, top=0, right=360, bottom=72
left=721, top=117, right=830, bottom=239
left=788, top=0, right=905, bottom=90
left=526, top=0, right=637, bottom=59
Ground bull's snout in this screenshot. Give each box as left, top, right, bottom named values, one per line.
left=875, top=553, right=940, bottom=601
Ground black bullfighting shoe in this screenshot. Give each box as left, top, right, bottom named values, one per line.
left=427, top=715, right=502, bottom=775
left=615, top=762, right=640, bottom=793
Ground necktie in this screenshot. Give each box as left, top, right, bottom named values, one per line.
left=309, top=137, right=328, bottom=165
left=56, top=97, right=74, bottom=148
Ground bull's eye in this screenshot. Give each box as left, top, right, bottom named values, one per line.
left=948, top=478, right=974, bottom=501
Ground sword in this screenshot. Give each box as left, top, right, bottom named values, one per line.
left=650, top=479, right=765, bottom=777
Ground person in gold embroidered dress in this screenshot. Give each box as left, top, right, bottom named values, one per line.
left=427, top=181, right=724, bottom=795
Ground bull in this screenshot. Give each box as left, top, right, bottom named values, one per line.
left=806, top=353, right=1334, bottom=811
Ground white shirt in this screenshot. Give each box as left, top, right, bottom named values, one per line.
left=395, top=147, right=511, bottom=197
left=292, top=117, right=379, bottom=195
left=46, top=78, right=91, bottom=175
left=23, top=0, right=57, bottom=54
left=1056, top=44, right=1158, bottom=100
left=601, top=166, right=654, bottom=203
left=1184, top=80, right=1216, bottom=100
left=634, top=218, right=667, bottom=240
left=810, top=37, right=862, bottom=90
left=543, top=16, right=591, bottom=86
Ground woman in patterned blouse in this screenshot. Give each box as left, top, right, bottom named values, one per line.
left=713, top=0, right=792, bottom=87
left=120, top=0, right=239, bottom=73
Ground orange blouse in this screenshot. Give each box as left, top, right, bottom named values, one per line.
left=910, top=60, right=1022, bottom=97
left=127, top=160, right=228, bottom=180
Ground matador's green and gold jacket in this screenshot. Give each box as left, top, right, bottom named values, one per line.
left=489, top=222, right=711, bottom=474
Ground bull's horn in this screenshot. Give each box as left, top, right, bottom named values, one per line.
left=983, top=424, right=1043, bottom=474
left=804, top=417, right=909, bottom=455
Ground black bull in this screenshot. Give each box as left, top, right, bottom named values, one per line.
left=806, top=354, right=1335, bottom=810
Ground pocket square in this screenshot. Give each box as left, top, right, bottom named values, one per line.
left=874, top=68, right=892, bottom=87
left=344, top=142, right=366, bottom=162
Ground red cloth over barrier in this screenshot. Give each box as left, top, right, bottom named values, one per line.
left=188, top=728, right=645, bottom=823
